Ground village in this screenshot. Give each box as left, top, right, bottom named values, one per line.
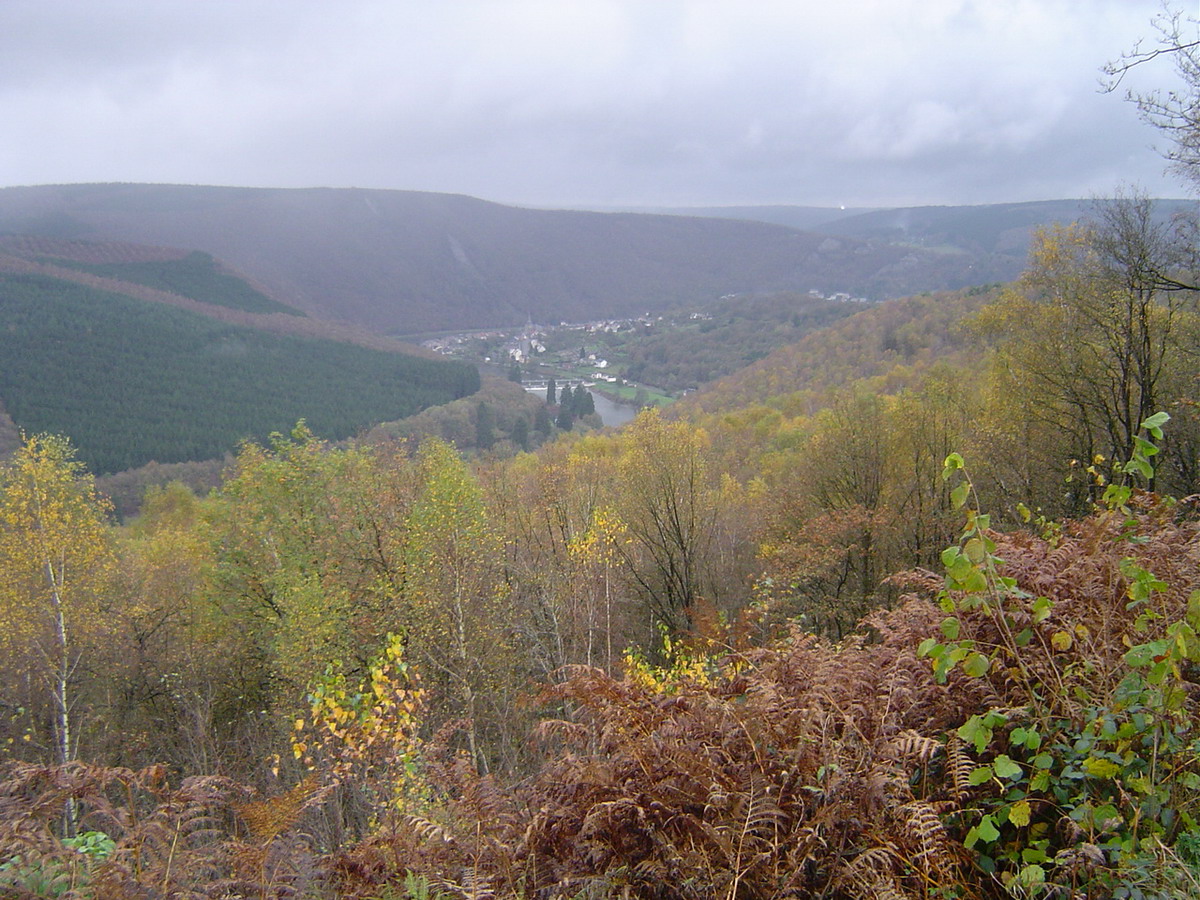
left=420, top=312, right=677, bottom=409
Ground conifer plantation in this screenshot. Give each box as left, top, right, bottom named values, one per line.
left=2, top=188, right=1200, bottom=898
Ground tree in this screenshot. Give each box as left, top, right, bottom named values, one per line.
left=475, top=400, right=496, bottom=450
left=1105, top=6, right=1200, bottom=190
left=403, top=439, right=512, bottom=773
left=546, top=377, right=557, bottom=406
left=511, top=414, right=530, bottom=451
left=615, top=411, right=721, bottom=634
left=974, top=196, right=1199, bottom=499
left=0, top=434, right=115, bottom=768
left=507, top=361, right=523, bottom=383
left=555, top=402, right=575, bottom=431
left=573, top=384, right=595, bottom=418
left=761, top=393, right=893, bottom=636
left=211, top=425, right=417, bottom=717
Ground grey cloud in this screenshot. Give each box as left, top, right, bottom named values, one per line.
left=0, top=0, right=1188, bottom=207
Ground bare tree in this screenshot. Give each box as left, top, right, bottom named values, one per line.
left=1104, top=5, right=1200, bottom=190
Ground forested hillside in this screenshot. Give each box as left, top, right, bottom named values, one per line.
left=0, top=271, right=479, bottom=473
left=46, top=249, right=302, bottom=315
left=0, top=183, right=1039, bottom=333
left=1, top=190, right=1199, bottom=898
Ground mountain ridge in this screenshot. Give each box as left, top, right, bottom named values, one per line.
left=0, top=183, right=1032, bottom=333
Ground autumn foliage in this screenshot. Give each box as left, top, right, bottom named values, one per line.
left=2, top=200, right=1200, bottom=896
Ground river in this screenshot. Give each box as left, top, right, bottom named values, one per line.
left=589, top=390, right=638, bottom=427
left=524, top=387, right=638, bottom=428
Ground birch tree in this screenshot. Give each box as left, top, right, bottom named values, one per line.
left=0, top=434, right=114, bottom=767
left=404, top=438, right=511, bottom=773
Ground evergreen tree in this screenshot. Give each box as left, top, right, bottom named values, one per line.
left=475, top=402, right=496, bottom=451
left=556, top=403, right=575, bottom=431
left=577, top=385, right=596, bottom=417
left=546, top=378, right=557, bottom=406
left=508, top=361, right=523, bottom=383
left=511, top=416, right=530, bottom=451
left=534, top=405, right=553, bottom=435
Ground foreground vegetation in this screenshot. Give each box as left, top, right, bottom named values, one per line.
left=1, top=191, right=1199, bottom=897
left=3, top=432, right=1199, bottom=899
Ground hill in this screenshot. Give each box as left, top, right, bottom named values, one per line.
left=646, top=198, right=1197, bottom=286
left=0, top=183, right=1013, bottom=334
left=0, top=251, right=479, bottom=473
left=674, top=285, right=997, bottom=421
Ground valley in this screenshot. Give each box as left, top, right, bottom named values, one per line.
left=1, top=185, right=1198, bottom=900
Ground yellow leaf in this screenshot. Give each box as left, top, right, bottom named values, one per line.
left=1082, top=756, right=1122, bottom=778
left=1008, top=799, right=1031, bottom=827
left=1051, top=631, right=1073, bottom=651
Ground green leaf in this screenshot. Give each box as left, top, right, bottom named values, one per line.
left=950, top=481, right=970, bottom=509
left=940, top=617, right=960, bottom=640
left=942, top=452, right=964, bottom=480
left=1141, top=411, right=1170, bottom=433
left=1125, top=457, right=1153, bottom=480
left=964, top=536, right=986, bottom=563
left=1124, top=640, right=1166, bottom=668
left=993, top=754, right=1022, bottom=779
left=1187, top=591, right=1200, bottom=632
left=917, top=637, right=938, bottom=658
left=1082, top=756, right=1122, bottom=779
left=962, top=568, right=988, bottom=593
left=968, top=765, right=994, bottom=786
left=977, top=814, right=1000, bottom=843
left=1134, top=435, right=1159, bottom=459
left=1017, top=864, right=1046, bottom=887
left=1103, top=483, right=1132, bottom=509
left=963, top=652, right=990, bottom=677
left=958, top=715, right=993, bottom=754
left=1032, top=596, right=1052, bottom=624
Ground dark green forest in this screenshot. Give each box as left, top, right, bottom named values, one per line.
left=44, top=250, right=303, bottom=315
left=0, top=274, right=479, bottom=472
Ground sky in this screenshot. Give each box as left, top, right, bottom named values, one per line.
left=1, top=0, right=1193, bottom=209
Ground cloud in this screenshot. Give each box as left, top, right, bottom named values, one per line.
left=0, top=0, right=1187, bottom=206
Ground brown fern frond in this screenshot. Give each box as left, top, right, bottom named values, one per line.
left=887, top=730, right=942, bottom=764
left=409, top=814, right=454, bottom=845
left=838, top=844, right=911, bottom=900
left=898, top=799, right=956, bottom=877
left=235, top=774, right=319, bottom=844
left=531, top=717, right=589, bottom=748
left=944, top=736, right=974, bottom=805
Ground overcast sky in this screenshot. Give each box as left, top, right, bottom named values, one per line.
left=0, top=0, right=1192, bottom=209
